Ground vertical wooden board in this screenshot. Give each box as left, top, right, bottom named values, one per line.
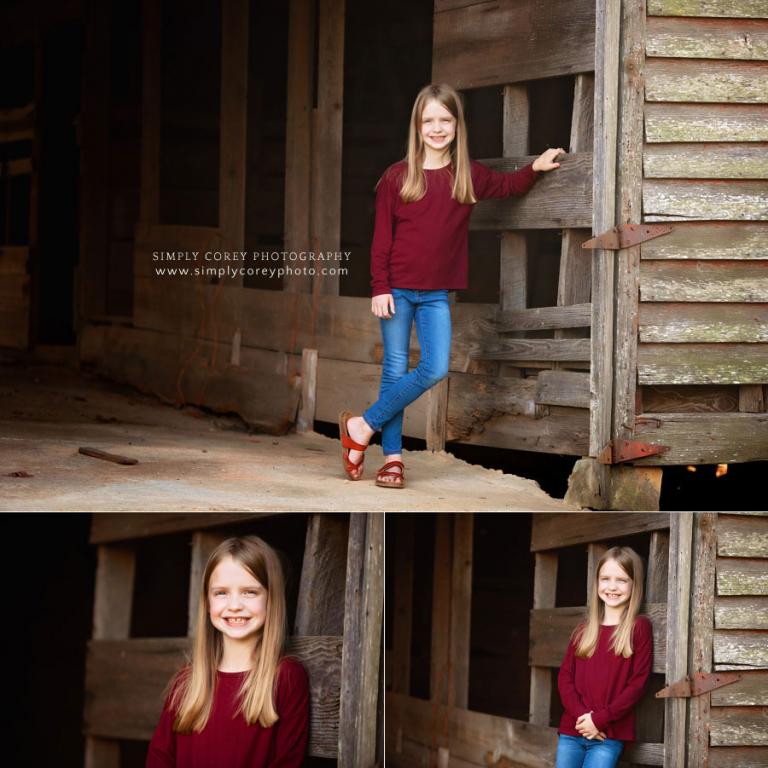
left=739, top=384, right=766, bottom=413
left=188, top=531, right=226, bottom=636
left=450, top=514, right=473, bottom=710
left=586, top=543, right=608, bottom=594
left=646, top=530, right=670, bottom=603
left=529, top=552, right=558, bottom=726
left=297, top=348, right=319, bottom=433
left=392, top=516, right=414, bottom=695
left=295, top=514, right=349, bottom=636
left=85, top=737, right=120, bottom=768
left=93, top=545, right=136, bottom=641
left=431, top=515, right=452, bottom=706
left=426, top=377, right=450, bottom=452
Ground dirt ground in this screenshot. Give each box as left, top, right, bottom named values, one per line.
left=0, top=359, right=574, bottom=512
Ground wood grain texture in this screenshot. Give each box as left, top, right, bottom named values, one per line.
left=535, top=370, right=590, bottom=409
left=641, top=385, right=739, bottom=413
left=645, top=59, right=768, bottom=103
left=717, top=559, right=768, bottom=596
left=92, top=545, right=135, bottom=641
left=709, top=746, right=768, bottom=768
left=638, top=303, right=768, bottom=343
left=640, top=261, right=768, bottom=303
left=647, top=17, right=768, bottom=60
left=718, top=515, right=768, bottom=558
left=643, top=179, right=768, bottom=221
left=530, top=513, right=670, bottom=551
left=529, top=552, right=557, bottom=727
left=471, top=338, right=591, bottom=362
left=391, top=517, right=414, bottom=695
left=648, top=0, right=768, bottom=18
left=637, top=344, right=768, bottom=385
left=711, top=671, right=768, bottom=705
left=432, top=0, right=595, bottom=89
left=715, top=596, right=768, bottom=630
left=497, top=304, right=591, bottom=332
left=450, top=514, right=473, bottom=709
left=710, top=706, right=768, bottom=745
left=644, top=143, right=768, bottom=179
left=645, top=103, right=768, bottom=142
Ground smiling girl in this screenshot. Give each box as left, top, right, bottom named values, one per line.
left=146, top=536, right=309, bottom=768
left=338, top=83, right=564, bottom=488
left=556, top=546, right=653, bottom=768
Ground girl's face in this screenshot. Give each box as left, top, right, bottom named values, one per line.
left=597, top=558, right=633, bottom=610
left=208, top=556, right=268, bottom=642
left=420, top=98, right=456, bottom=153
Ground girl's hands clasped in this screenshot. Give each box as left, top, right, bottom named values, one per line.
left=372, top=293, right=396, bottom=319
left=575, top=712, right=607, bottom=741
left=532, top=147, right=566, bottom=172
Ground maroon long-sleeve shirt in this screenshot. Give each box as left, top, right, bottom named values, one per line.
left=146, top=658, right=309, bottom=768
left=370, top=159, right=540, bottom=297
left=557, top=616, right=653, bottom=741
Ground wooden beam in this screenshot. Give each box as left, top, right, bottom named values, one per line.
left=529, top=552, right=557, bottom=726
left=450, top=514, right=473, bottom=710
left=664, top=513, right=694, bottom=768
left=92, top=545, right=135, bottom=640
left=391, top=517, right=414, bottom=695
left=338, top=513, right=383, bottom=768
left=297, top=348, right=319, bottom=433
left=426, top=377, right=449, bottom=452
left=531, top=513, right=670, bottom=551
left=431, top=515, right=452, bottom=705
left=646, top=530, right=670, bottom=603
left=295, top=514, right=348, bottom=636
left=188, top=531, right=226, bottom=636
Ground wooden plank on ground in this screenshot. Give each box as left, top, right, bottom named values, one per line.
left=709, top=746, right=768, bottom=768
left=339, top=514, right=383, bottom=768
left=647, top=17, right=768, bottom=60
left=641, top=222, right=768, bottom=260
left=715, top=596, right=768, bottom=630
left=535, top=370, right=590, bottom=409
left=632, top=413, right=768, bottom=463
left=644, top=179, right=768, bottom=221
left=714, top=629, right=768, bottom=669
left=710, top=706, right=768, bottom=745
left=645, top=59, right=768, bottom=103
left=432, top=0, right=595, bottom=89
left=717, top=559, right=768, bottom=595
left=718, top=515, right=768, bottom=558
left=711, top=671, right=768, bottom=706
left=639, top=303, right=768, bottom=343
left=648, top=0, right=768, bottom=19
left=531, top=513, right=670, bottom=551
left=84, top=636, right=342, bottom=756
left=640, top=261, right=768, bottom=302
left=644, top=143, right=768, bottom=178
left=637, top=344, right=768, bottom=385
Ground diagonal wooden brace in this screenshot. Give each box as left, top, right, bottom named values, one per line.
left=655, top=672, right=742, bottom=699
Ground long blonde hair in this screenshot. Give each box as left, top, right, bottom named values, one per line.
left=573, top=546, right=644, bottom=659
left=170, top=536, right=288, bottom=732
left=396, top=83, right=476, bottom=204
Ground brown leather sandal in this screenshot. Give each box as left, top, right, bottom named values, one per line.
left=375, top=460, right=405, bottom=489
left=338, top=410, right=367, bottom=480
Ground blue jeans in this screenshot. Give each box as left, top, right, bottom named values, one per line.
left=555, top=734, right=624, bottom=768
left=363, top=288, right=451, bottom=455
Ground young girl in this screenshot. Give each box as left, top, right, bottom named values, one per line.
left=338, top=83, right=564, bottom=488
left=556, top=546, right=653, bottom=768
left=146, top=536, right=309, bottom=768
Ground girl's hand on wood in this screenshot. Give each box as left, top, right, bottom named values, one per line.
left=372, top=293, right=395, bottom=319
left=532, top=147, right=565, bottom=172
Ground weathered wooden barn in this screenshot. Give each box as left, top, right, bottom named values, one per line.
left=1, top=0, right=766, bottom=509
left=83, top=512, right=383, bottom=768
left=385, top=512, right=768, bottom=768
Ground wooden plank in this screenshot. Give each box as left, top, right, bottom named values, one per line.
left=644, top=143, right=768, bottom=179
left=92, top=545, right=135, bottom=640
left=85, top=738, right=119, bottom=768
left=528, top=604, right=667, bottom=673
left=632, top=412, right=768, bottom=463
left=427, top=377, right=449, bottom=452
left=740, top=384, right=766, bottom=412
left=645, top=103, right=768, bottom=143
left=688, top=513, right=717, bottom=768
left=432, top=0, right=595, bottom=89
left=391, top=516, right=414, bottom=695
left=90, top=513, right=273, bottom=544
left=647, top=17, right=768, bottom=61
left=497, top=304, right=591, bottom=332
left=283, top=0, right=314, bottom=292
left=471, top=338, right=591, bottom=362
left=639, top=303, right=768, bottom=343
left=710, top=706, right=768, bottom=745
left=643, top=180, right=768, bottom=222
left=529, top=552, right=558, bottom=727
left=637, top=345, right=768, bottom=385
left=586, top=543, right=608, bottom=595
left=450, top=514, right=473, bottom=709
left=84, top=636, right=342, bottom=756
left=339, top=514, right=383, bottom=768
left=645, top=59, right=768, bottom=103
left=431, top=516, right=452, bottom=705
left=718, top=515, right=768, bottom=558
left=470, top=153, right=592, bottom=230
left=647, top=530, right=670, bottom=603
left=665, top=513, right=693, bottom=768
left=717, top=559, right=768, bottom=596
left=711, top=671, right=768, bottom=705
left=709, top=746, right=768, bottom=768
left=641, top=384, right=739, bottom=413
left=640, top=261, right=768, bottom=302
left=297, top=347, right=318, bottom=433
left=531, top=513, right=670, bottom=551
left=715, top=596, right=768, bottom=630
left=188, top=531, right=225, bottom=636
left=535, top=370, right=590, bottom=409
left=295, top=514, right=349, bottom=636
left=648, top=0, right=768, bottom=19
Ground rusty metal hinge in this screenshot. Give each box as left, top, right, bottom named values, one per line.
left=598, top=438, right=670, bottom=464
left=656, top=672, right=742, bottom=699
left=582, top=223, right=673, bottom=250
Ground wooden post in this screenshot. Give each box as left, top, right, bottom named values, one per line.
left=188, top=531, right=226, bottom=637
left=219, top=0, right=249, bottom=288
left=450, top=513, right=473, bottom=709
left=646, top=530, right=670, bottom=603
left=284, top=0, right=314, bottom=293
left=430, top=515, right=452, bottom=706
left=589, top=0, right=621, bottom=505
left=664, top=513, right=694, bottom=768
left=586, top=542, right=608, bottom=595
left=339, top=513, right=383, bottom=768
left=297, top=348, right=318, bottom=433
left=391, top=516, right=414, bottom=695
left=295, top=513, right=348, bottom=636
left=86, top=544, right=136, bottom=768
left=687, top=513, right=717, bottom=768
left=529, top=552, right=558, bottom=726
left=426, top=377, right=449, bottom=452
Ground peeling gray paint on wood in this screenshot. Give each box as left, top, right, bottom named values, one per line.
left=638, top=344, right=768, bottom=385
left=643, top=180, right=768, bottom=222
left=718, top=515, right=768, bottom=557
left=709, top=707, right=768, bottom=745
left=640, top=261, right=768, bottom=302
left=717, top=559, right=768, bottom=596
left=714, top=631, right=768, bottom=669
left=645, top=103, right=768, bottom=142
left=648, top=0, right=768, bottom=18
left=639, top=304, right=768, bottom=343
left=645, top=59, right=768, bottom=103
left=641, top=222, right=768, bottom=260
left=647, top=17, right=768, bottom=60
left=715, top=597, right=768, bottom=630
left=644, top=143, right=768, bottom=179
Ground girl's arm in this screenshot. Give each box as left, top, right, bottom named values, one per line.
left=557, top=637, right=590, bottom=718
left=370, top=169, right=398, bottom=299
left=269, top=659, right=310, bottom=768
left=472, top=148, right=564, bottom=201
left=590, top=617, right=654, bottom=732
